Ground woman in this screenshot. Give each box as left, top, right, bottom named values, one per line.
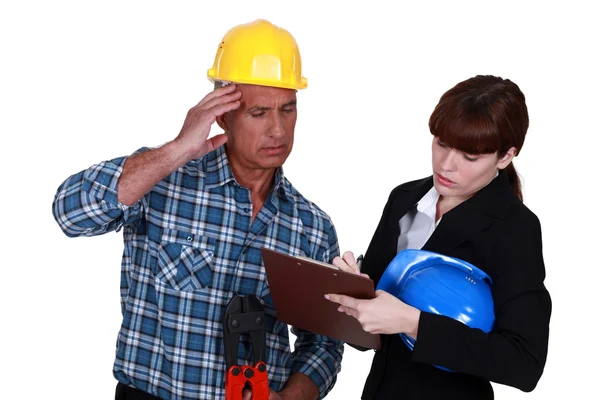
left=326, top=75, right=551, bottom=399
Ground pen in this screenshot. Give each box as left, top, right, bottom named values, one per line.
left=356, top=254, right=364, bottom=271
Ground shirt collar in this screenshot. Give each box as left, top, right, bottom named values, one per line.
left=416, top=185, right=440, bottom=213
left=416, top=169, right=500, bottom=213
left=200, top=145, right=235, bottom=188
left=199, top=146, right=294, bottom=202
left=272, top=168, right=294, bottom=200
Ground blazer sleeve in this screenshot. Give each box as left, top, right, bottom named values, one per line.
left=412, top=211, right=552, bottom=392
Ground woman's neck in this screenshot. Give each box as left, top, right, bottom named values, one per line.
left=435, top=194, right=470, bottom=221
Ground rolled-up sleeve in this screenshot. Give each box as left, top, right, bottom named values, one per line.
left=52, top=155, right=144, bottom=237
left=289, top=328, right=344, bottom=398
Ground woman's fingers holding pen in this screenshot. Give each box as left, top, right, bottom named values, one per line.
left=342, top=251, right=357, bottom=266
left=332, top=256, right=354, bottom=273
left=332, top=251, right=361, bottom=274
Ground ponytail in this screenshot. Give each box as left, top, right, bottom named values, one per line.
left=505, top=162, right=522, bottom=202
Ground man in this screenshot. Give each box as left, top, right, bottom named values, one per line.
left=52, top=19, right=343, bottom=400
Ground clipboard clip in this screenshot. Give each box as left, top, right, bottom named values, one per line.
left=223, top=295, right=270, bottom=400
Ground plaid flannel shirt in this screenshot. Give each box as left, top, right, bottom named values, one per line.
left=52, top=145, right=344, bottom=399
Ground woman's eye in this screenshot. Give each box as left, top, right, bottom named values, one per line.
left=463, top=154, right=478, bottom=162
left=437, top=139, right=447, bottom=148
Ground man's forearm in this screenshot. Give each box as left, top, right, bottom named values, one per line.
left=278, top=373, right=319, bottom=400
left=118, top=140, right=191, bottom=205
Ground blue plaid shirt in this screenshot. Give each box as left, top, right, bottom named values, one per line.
left=52, top=145, right=344, bottom=399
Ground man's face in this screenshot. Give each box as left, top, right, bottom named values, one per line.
left=218, top=84, right=297, bottom=171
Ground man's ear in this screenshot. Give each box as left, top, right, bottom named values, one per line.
left=216, top=114, right=227, bottom=131
left=497, top=147, right=517, bottom=169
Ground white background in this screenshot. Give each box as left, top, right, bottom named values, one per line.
left=1, top=0, right=598, bottom=398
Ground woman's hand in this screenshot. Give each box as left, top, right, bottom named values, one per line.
left=325, top=290, right=421, bottom=337
left=332, top=251, right=369, bottom=277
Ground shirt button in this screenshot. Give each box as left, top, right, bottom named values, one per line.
left=186, top=236, right=193, bottom=242
left=243, top=207, right=249, bottom=213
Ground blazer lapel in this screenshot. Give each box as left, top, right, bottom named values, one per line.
left=422, top=200, right=492, bottom=254
left=387, top=177, right=434, bottom=240
left=367, top=176, right=434, bottom=284
left=422, top=170, right=514, bottom=254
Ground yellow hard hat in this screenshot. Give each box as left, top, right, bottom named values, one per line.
left=207, top=19, right=307, bottom=90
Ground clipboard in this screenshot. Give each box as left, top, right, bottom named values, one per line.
left=261, top=247, right=382, bottom=350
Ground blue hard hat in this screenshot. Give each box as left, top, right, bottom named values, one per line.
left=376, top=249, right=495, bottom=371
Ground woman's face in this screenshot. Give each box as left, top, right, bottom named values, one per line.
left=431, top=137, right=515, bottom=201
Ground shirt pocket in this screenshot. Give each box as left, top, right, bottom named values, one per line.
left=156, top=229, right=216, bottom=292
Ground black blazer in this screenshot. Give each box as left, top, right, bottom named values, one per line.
left=360, top=171, right=551, bottom=400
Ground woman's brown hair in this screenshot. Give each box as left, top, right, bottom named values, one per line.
left=429, top=75, right=529, bottom=201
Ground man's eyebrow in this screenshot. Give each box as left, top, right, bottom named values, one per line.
left=247, top=105, right=272, bottom=113
left=247, top=101, right=297, bottom=113
left=280, top=100, right=297, bottom=109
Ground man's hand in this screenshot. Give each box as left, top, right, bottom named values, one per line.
left=174, top=83, right=242, bottom=162
left=241, top=388, right=284, bottom=400
left=241, top=372, right=318, bottom=400
left=117, top=84, right=241, bottom=205
left=325, top=290, right=421, bottom=336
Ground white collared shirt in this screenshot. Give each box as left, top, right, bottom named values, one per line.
left=397, top=185, right=441, bottom=252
